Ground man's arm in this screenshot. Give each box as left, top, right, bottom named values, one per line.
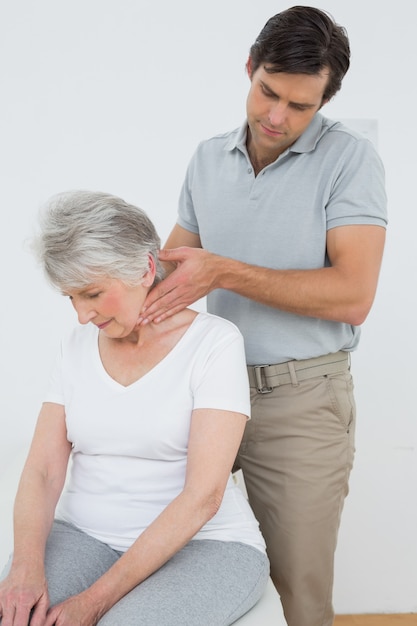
left=141, top=223, right=386, bottom=326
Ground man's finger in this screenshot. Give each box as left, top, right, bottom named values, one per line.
left=158, top=247, right=186, bottom=260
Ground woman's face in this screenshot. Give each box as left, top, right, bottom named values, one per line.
left=64, top=276, right=150, bottom=339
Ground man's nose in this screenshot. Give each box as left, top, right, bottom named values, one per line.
left=268, top=102, right=287, bottom=127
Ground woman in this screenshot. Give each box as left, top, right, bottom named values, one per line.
left=0, top=191, right=269, bottom=626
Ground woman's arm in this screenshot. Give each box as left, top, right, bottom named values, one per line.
left=45, top=407, right=246, bottom=625
left=0, top=402, right=71, bottom=626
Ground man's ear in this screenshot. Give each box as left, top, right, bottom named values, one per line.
left=246, top=56, right=253, bottom=79
left=142, top=253, right=157, bottom=287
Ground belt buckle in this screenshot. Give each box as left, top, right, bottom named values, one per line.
left=254, top=365, right=273, bottom=394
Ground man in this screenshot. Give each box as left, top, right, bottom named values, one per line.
left=139, top=6, right=387, bottom=626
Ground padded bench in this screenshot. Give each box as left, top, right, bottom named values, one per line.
left=234, top=577, right=286, bottom=624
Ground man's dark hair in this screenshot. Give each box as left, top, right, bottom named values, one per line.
left=249, top=6, right=350, bottom=102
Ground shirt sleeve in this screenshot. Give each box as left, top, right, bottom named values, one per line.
left=190, top=318, right=251, bottom=419
left=326, top=134, right=388, bottom=230
left=43, top=341, right=65, bottom=406
left=177, top=147, right=201, bottom=234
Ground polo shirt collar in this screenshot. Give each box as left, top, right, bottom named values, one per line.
left=289, top=113, right=330, bottom=153
left=224, top=122, right=247, bottom=152
left=225, top=112, right=331, bottom=156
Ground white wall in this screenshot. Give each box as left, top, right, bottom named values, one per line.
left=1, top=0, right=416, bottom=614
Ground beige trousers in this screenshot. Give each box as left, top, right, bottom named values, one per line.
left=235, top=366, right=356, bottom=626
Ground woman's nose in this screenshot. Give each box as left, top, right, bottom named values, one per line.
left=72, top=300, right=96, bottom=325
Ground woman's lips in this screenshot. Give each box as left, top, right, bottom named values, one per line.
left=96, top=320, right=112, bottom=330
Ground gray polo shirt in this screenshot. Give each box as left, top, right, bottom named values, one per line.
left=177, top=113, right=387, bottom=364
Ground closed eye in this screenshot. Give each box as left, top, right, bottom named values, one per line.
left=290, top=103, right=312, bottom=112
left=260, top=83, right=277, bottom=99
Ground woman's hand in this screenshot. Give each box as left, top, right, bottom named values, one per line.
left=44, top=591, right=103, bottom=626
left=0, top=569, right=49, bottom=626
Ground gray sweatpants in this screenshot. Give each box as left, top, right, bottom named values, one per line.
left=1, top=520, right=269, bottom=625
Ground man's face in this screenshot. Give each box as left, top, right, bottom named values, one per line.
left=246, top=60, right=329, bottom=167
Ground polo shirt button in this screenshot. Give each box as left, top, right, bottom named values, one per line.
left=248, top=168, right=252, bottom=174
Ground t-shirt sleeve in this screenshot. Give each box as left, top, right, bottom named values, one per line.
left=177, top=148, right=201, bottom=235
left=190, top=320, right=251, bottom=418
left=43, top=342, right=65, bottom=406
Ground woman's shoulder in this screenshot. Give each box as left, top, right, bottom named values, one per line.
left=187, top=311, right=243, bottom=340
left=151, top=310, right=244, bottom=358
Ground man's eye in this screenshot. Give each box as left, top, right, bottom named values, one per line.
left=88, top=293, right=101, bottom=299
left=291, top=104, right=309, bottom=112
left=261, top=85, right=274, bottom=98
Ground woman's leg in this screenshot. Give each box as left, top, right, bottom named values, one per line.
left=99, top=540, right=269, bottom=626
left=44, top=520, right=120, bottom=605
left=0, top=520, right=120, bottom=624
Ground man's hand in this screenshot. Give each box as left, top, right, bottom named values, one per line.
left=138, top=247, right=220, bottom=324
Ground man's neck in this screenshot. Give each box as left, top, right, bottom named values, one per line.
left=247, top=141, right=284, bottom=176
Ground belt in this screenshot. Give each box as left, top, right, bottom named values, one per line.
left=247, top=351, right=350, bottom=394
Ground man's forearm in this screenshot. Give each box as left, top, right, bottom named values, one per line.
left=216, top=256, right=370, bottom=325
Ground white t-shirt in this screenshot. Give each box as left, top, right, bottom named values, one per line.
left=45, top=312, right=266, bottom=553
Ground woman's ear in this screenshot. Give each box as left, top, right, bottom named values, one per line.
left=142, top=253, right=157, bottom=287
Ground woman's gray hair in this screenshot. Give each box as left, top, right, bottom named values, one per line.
left=33, top=190, right=165, bottom=290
